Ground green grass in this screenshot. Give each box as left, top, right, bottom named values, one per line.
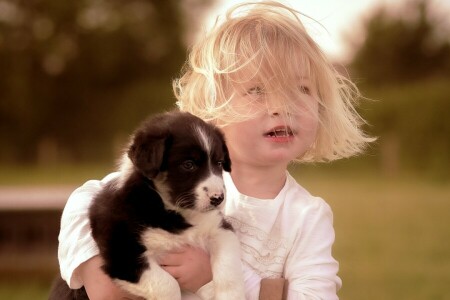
left=0, top=163, right=113, bottom=186
left=1, top=164, right=449, bottom=299
left=294, top=166, right=450, bottom=300
left=0, top=281, right=52, bottom=300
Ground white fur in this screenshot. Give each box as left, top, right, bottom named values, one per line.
left=194, top=124, right=212, bottom=155
left=194, top=123, right=227, bottom=212
left=115, top=259, right=181, bottom=300
left=195, top=174, right=226, bottom=211
left=116, top=210, right=245, bottom=300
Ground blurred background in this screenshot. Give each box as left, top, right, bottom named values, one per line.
left=0, top=0, right=449, bottom=299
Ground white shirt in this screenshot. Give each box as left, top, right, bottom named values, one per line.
left=58, top=171, right=341, bottom=299
left=223, top=172, right=341, bottom=299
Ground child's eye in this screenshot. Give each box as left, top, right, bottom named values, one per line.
left=299, top=85, right=311, bottom=95
left=247, top=86, right=264, bottom=96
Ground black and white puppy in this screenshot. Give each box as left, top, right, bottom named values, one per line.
left=50, top=111, right=245, bottom=300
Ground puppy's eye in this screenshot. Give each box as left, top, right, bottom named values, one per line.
left=181, top=160, right=196, bottom=171
left=217, top=160, right=224, bottom=168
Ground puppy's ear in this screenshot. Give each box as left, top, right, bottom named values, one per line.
left=222, top=143, right=232, bottom=172
left=128, top=121, right=169, bottom=179
left=219, top=132, right=232, bottom=172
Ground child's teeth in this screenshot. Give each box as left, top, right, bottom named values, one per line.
left=266, top=129, right=292, bottom=137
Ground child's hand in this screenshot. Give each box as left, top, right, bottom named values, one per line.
left=158, top=245, right=212, bottom=293
left=79, top=255, right=144, bottom=300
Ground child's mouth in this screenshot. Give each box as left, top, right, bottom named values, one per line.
left=264, top=127, right=294, bottom=137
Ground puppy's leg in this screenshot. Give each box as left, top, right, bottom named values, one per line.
left=209, top=230, right=246, bottom=300
left=114, top=258, right=181, bottom=300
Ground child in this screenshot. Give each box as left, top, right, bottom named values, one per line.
left=58, top=1, right=374, bottom=299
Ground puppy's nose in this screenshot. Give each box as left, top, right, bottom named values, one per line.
left=210, top=194, right=224, bottom=206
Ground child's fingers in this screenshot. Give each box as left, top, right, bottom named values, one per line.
left=159, top=245, right=204, bottom=265
left=161, top=265, right=182, bottom=279
left=157, top=247, right=189, bottom=266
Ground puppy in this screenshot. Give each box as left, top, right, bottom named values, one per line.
left=50, top=111, right=245, bottom=300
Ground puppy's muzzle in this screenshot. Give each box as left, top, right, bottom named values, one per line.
left=210, top=193, right=224, bottom=206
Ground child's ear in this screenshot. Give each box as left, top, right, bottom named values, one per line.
left=127, top=118, right=170, bottom=179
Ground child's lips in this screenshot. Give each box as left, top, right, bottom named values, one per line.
left=263, top=126, right=295, bottom=142
left=263, top=126, right=295, bottom=137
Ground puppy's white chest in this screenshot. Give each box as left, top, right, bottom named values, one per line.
left=140, top=211, right=223, bottom=255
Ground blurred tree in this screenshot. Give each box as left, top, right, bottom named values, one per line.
left=347, top=0, right=450, bottom=178
left=349, top=0, right=450, bottom=85
left=0, top=0, right=214, bottom=164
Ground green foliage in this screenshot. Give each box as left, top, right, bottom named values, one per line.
left=359, top=78, right=450, bottom=178
left=348, top=0, right=450, bottom=177
left=0, top=0, right=212, bottom=164
left=350, top=0, right=450, bottom=85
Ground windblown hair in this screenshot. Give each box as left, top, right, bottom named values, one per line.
left=174, top=1, right=375, bottom=162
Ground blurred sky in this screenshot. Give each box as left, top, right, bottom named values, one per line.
left=206, top=0, right=450, bottom=63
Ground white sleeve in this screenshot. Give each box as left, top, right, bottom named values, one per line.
left=284, top=199, right=342, bottom=300
left=57, top=172, right=119, bottom=288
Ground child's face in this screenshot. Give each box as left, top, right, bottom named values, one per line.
left=221, top=75, right=319, bottom=168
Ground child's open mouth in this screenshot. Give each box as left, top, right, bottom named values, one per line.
left=264, top=126, right=294, bottom=138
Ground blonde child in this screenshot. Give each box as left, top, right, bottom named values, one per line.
left=58, top=1, right=373, bottom=299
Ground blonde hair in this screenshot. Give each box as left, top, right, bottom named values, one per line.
left=174, top=1, right=374, bottom=162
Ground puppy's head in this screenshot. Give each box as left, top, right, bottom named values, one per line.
left=127, top=111, right=231, bottom=212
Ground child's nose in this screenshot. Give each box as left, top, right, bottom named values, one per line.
left=267, top=105, right=279, bottom=116
left=266, top=100, right=288, bottom=117
left=270, top=110, right=280, bottom=117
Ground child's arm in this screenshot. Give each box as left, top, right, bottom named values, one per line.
left=79, top=256, right=144, bottom=300
left=58, top=174, right=214, bottom=298
left=259, top=278, right=288, bottom=300
left=58, top=176, right=113, bottom=290
left=283, top=199, right=341, bottom=299
left=58, top=173, right=141, bottom=299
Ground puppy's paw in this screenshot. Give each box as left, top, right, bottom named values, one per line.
left=115, top=268, right=182, bottom=300
left=215, top=290, right=245, bottom=300
left=214, top=280, right=245, bottom=300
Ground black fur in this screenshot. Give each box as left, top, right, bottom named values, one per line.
left=49, top=111, right=232, bottom=299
